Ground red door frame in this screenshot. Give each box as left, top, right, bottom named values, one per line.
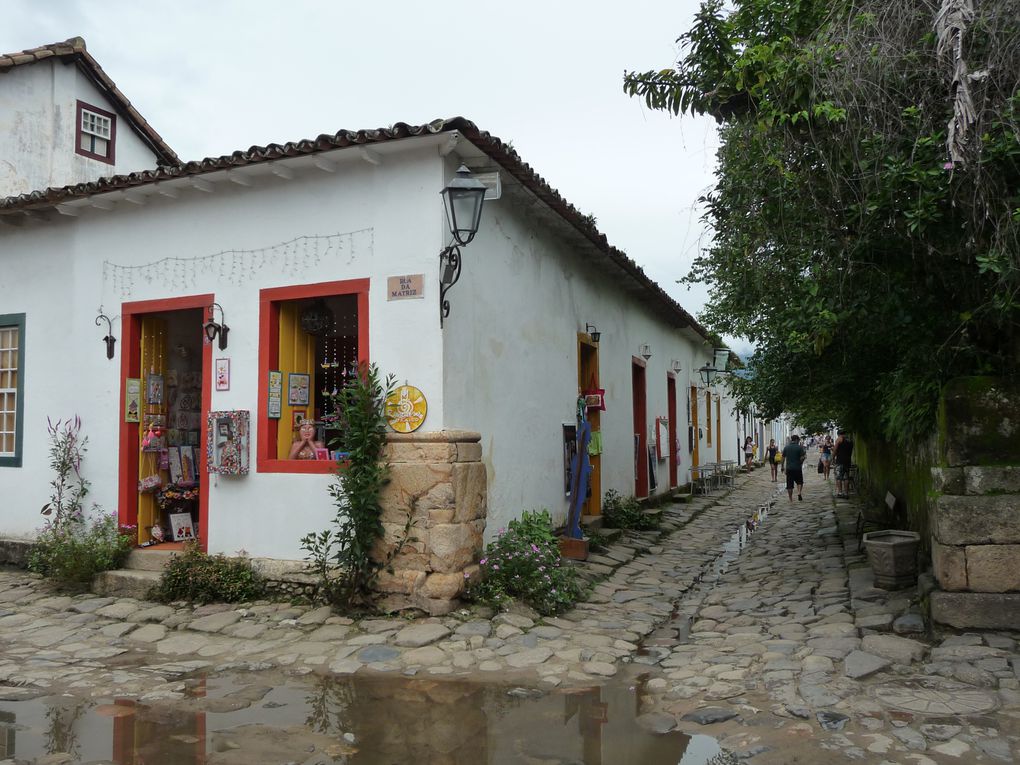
left=667, top=373, right=678, bottom=489
left=632, top=357, right=648, bottom=497
left=118, top=294, right=213, bottom=551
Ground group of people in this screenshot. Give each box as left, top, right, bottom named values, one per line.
left=759, top=431, right=854, bottom=502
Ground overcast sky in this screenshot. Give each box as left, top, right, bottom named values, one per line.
left=3, top=0, right=741, bottom=348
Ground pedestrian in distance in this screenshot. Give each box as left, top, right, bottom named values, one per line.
left=820, top=435, right=833, bottom=480
left=781, top=434, right=807, bottom=502
left=765, top=438, right=780, bottom=482
left=834, top=430, right=854, bottom=498
left=743, top=436, right=754, bottom=469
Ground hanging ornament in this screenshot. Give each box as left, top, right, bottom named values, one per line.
left=300, top=299, right=333, bottom=335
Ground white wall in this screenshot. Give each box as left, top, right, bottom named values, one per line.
left=0, top=62, right=160, bottom=198
left=0, top=142, right=446, bottom=559
left=442, top=180, right=717, bottom=536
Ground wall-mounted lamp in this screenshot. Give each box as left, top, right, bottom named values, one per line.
left=439, top=165, right=487, bottom=326
left=95, top=312, right=116, bottom=360
left=585, top=323, right=601, bottom=344
left=203, top=302, right=230, bottom=351
left=640, top=343, right=652, bottom=361
left=671, top=359, right=682, bottom=373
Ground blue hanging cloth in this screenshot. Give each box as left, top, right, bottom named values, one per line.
left=566, top=396, right=592, bottom=540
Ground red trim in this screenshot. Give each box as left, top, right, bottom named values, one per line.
left=75, top=100, right=116, bottom=165
left=667, top=375, right=678, bottom=488
left=632, top=360, right=648, bottom=497
left=257, top=278, right=370, bottom=474
left=118, top=293, right=213, bottom=552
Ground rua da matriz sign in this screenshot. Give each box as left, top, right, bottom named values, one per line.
left=387, top=274, right=424, bottom=300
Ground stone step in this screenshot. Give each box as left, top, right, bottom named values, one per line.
left=124, top=549, right=176, bottom=572
left=93, top=569, right=162, bottom=600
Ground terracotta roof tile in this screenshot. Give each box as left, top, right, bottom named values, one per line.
left=0, top=115, right=708, bottom=340
left=0, top=37, right=179, bottom=166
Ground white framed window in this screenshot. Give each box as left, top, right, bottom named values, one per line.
left=75, top=100, right=116, bottom=163
left=0, top=315, right=24, bottom=466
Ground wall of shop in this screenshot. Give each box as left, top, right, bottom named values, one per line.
left=441, top=180, right=722, bottom=536
left=0, top=142, right=447, bottom=560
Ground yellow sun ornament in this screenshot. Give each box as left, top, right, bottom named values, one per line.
left=385, top=385, right=428, bottom=433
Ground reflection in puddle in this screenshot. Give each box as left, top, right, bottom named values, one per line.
left=0, top=671, right=729, bottom=764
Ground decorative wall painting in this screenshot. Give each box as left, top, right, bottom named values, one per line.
left=179, top=445, right=197, bottom=485
left=267, top=370, right=283, bottom=419
left=583, top=388, right=606, bottom=411
left=168, top=447, right=183, bottom=485
left=124, top=378, right=141, bottom=422
left=146, top=373, right=164, bottom=405
left=384, top=385, right=427, bottom=433
left=206, top=410, right=250, bottom=475
left=215, top=358, right=230, bottom=391
left=288, top=373, right=310, bottom=406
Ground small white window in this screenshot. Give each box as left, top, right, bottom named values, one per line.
left=0, top=326, right=19, bottom=458
left=75, top=101, right=115, bottom=163
left=81, top=109, right=112, bottom=140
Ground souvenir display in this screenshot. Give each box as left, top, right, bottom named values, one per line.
left=267, top=370, right=283, bottom=419
left=146, top=373, right=164, bottom=405
left=288, top=373, right=310, bottom=406
left=124, top=378, right=141, bottom=422
left=169, top=513, right=196, bottom=541
left=207, top=410, right=250, bottom=475
left=385, top=385, right=427, bottom=433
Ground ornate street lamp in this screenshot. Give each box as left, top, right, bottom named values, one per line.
left=203, top=302, right=229, bottom=351
left=439, top=165, right=487, bottom=326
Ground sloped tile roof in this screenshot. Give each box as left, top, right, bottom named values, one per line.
left=0, top=37, right=179, bottom=166
left=0, top=114, right=708, bottom=340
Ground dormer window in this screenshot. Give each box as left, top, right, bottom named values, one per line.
left=75, top=100, right=116, bottom=164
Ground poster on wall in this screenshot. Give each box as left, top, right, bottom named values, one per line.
left=215, top=358, right=230, bottom=391
left=288, top=373, right=310, bottom=406
left=267, top=370, right=283, bottom=419
left=206, top=410, right=250, bottom=475
left=124, top=378, right=141, bottom=422
left=146, top=373, right=164, bottom=405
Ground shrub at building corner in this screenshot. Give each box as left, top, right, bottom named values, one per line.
left=602, top=490, right=659, bottom=531
left=301, top=363, right=398, bottom=611
left=465, top=509, right=582, bottom=616
left=149, top=543, right=266, bottom=603
left=28, top=417, right=133, bottom=588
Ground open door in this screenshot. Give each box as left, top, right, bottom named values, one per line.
left=578, top=335, right=601, bottom=516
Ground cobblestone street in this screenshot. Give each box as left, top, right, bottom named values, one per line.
left=1, top=465, right=1017, bottom=763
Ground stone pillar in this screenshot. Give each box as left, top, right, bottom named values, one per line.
left=930, top=377, right=1020, bottom=629
left=374, top=429, right=486, bottom=615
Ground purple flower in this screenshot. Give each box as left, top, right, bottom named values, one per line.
left=492, top=564, right=499, bottom=571
left=943, top=161, right=955, bottom=170
left=479, top=557, right=488, bottom=565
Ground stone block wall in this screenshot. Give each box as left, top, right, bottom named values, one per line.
left=372, top=429, right=486, bottom=616
left=930, top=377, right=1020, bottom=630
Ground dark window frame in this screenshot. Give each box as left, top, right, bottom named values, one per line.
left=0, top=313, right=26, bottom=468
left=75, top=100, right=117, bottom=165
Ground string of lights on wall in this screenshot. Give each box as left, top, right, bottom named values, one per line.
left=102, top=229, right=375, bottom=298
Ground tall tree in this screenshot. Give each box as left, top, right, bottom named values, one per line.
left=626, top=0, right=1020, bottom=442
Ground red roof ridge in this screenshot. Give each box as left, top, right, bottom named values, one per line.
left=0, top=36, right=179, bottom=166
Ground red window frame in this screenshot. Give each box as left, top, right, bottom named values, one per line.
left=75, top=100, right=117, bottom=164
left=257, top=278, right=370, bottom=474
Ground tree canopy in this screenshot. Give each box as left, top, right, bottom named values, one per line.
left=626, top=0, right=1020, bottom=443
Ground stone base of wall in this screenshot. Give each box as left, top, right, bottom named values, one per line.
left=373, top=430, right=486, bottom=616
left=0, top=537, right=32, bottom=567
left=930, top=591, right=1020, bottom=630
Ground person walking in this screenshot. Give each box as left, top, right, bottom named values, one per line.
left=765, top=438, right=780, bottom=482
left=834, top=430, right=854, bottom=498
left=781, top=434, right=807, bottom=501
left=743, top=436, right=754, bottom=469
left=820, top=435, right=833, bottom=480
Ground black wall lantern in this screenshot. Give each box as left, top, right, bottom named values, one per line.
left=439, top=165, right=487, bottom=326
left=585, top=323, right=601, bottom=344
left=95, top=312, right=116, bottom=360
left=203, top=302, right=230, bottom=351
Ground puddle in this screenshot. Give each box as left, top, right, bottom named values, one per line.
left=0, top=670, right=729, bottom=764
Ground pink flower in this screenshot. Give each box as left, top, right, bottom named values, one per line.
left=479, top=557, right=488, bottom=565
left=943, top=161, right=955, bottom=170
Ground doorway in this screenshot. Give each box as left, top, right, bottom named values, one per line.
left=632, top=359, right=647, bottom=497
left=119, top=295, right=212, bottom=550
left=578, top=336, right=601, bottom=516
left=667, top=374, right=677, bottom=489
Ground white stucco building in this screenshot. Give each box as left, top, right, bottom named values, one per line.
left=1, top=39, right=751, bottom=571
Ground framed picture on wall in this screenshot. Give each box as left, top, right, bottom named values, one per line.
left=124, top=378, right=141, bottom=423
left=288, top=373, right=310, bottom=406
left=146, top=373, right=164, bottom=405
left=267, top=370, right=283, bottom=419
left=215, top=358, right=230, bottom=391
left=207, top=410, right=250, bottom=475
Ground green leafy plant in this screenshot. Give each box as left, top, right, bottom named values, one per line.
left=301, top=363, right=399, bottom=611
left=40, top=416, right=91, bottom=525
left=601, top=490, right=659, bottom=530
left=149, top=543, right=266, bottom=603
left=28, top=511, right=134, bottom=589
left=465, top=509, right=582, bottom=615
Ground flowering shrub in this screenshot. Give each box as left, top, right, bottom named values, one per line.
left=602, top=490, right=658, bottom=530
left=28, top=511, right=134, bottom=589
left=465, top=509, right=582, bottom=615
